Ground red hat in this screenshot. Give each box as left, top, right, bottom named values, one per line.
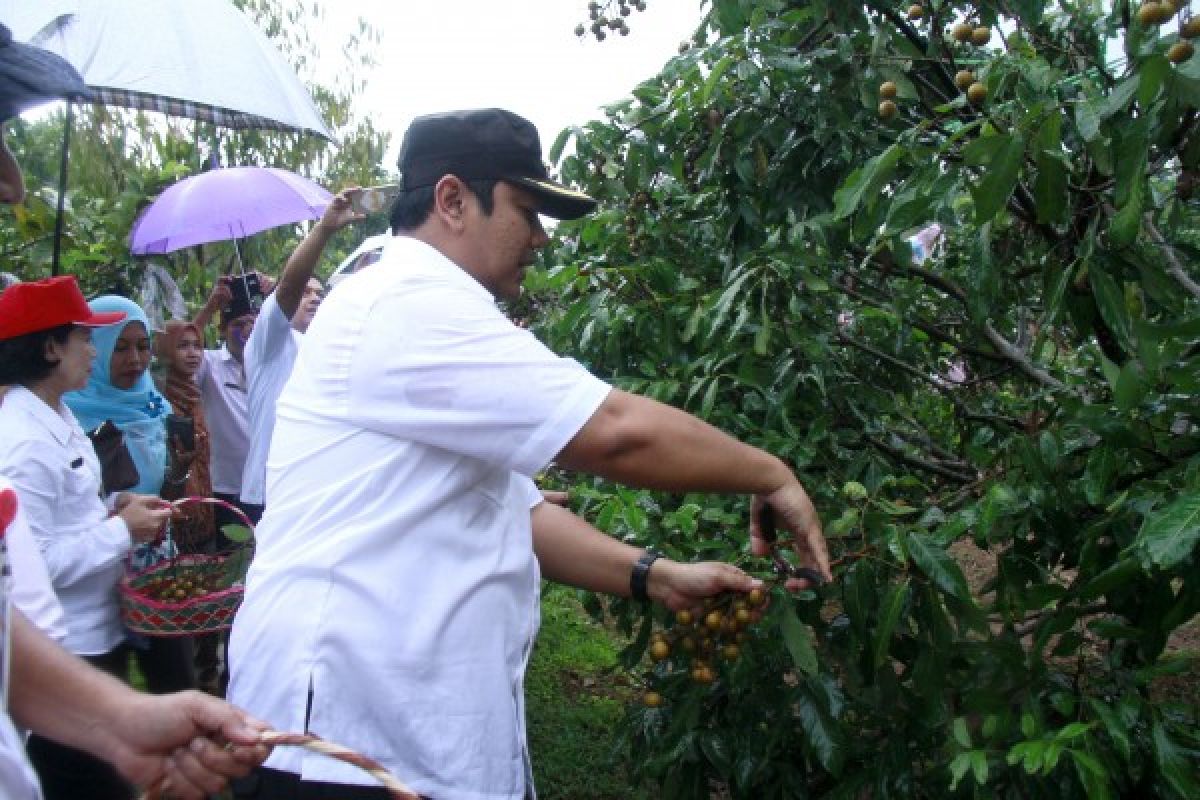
left=0, top=276, right=126, bottom=340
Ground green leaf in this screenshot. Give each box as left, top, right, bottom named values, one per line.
left=220, top=523, right=252, bottom=544
left=907, top=533, right=971, bottom=601
left=833, top=144, right=903, bottom=220
left=702, top=54, right=734, bottom=106
left=1090, top=266, right=1134, bottom=353
left=970, top=750, right=989, bottom=786
left=1072, top=750, right=1113, bottom=800
left=1110, top=117, right=1150, bottom=246
left=779, top=604, right=818, bottom=675
left=1034, top=112, right=1067, bottom=225
left=1087, top=698, right=1132, bottom=762
left=948, top=752, right=971, bottom=791
left=952, top=717, right=972, bottom=748
left=1152, top=721, right=1199, bottom=799
left=1134, top=492, right=1200, bottom=570
left=798, top=691, right=843, bottom=774
left=873, top=578, right=910, bottom=672
left=971, top=134, right=1026, bottom=224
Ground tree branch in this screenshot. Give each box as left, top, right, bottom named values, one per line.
left=1145, top=218, right=1200, bottom=302
left=862, top=433, right=977, bottom=484
left=981, top=322, right=1070, bottom=392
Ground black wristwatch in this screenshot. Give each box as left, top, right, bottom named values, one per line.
left=630, top=549, right=661, bottom=603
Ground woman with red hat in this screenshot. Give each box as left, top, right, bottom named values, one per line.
left=0, top=275, right=175, bottom=800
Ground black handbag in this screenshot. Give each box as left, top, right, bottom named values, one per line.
left=87, top=420, right=140, bottom=493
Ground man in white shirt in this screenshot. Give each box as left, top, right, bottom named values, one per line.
left=240, top=191, right=362, bottom=509
left=193, top=280, right=259, bottom=520
left=228, top=109, right=830, bottom=800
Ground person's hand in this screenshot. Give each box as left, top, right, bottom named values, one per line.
left=645, top=559, right=762, bottom=612
left=118, top=494, right=173, bottom=543
left=750, top=482, right=831, bottom=591
left=319, top=187, right=367, bottom=233
left=169, top=435, right=196, bottom=471
left=540, top=489, right=570, bottom=506
left=254, top=270, right=277, bottom=295
left=208, top=276, right=233, bottom=309
left=103, top=690, right=272, bottom=799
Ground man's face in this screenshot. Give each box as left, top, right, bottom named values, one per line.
left=0, top=128, right=25, bottom=205
left=291, top=278, right=324, bottom=333
left=460, top=181, right=549, bottom=302
left=222, top=312, right=256, bottom=362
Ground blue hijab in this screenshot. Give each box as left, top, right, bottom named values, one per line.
left=65, top=296, right=170, bottom=496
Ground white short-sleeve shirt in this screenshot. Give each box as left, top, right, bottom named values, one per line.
left=228, top=236, right=612, bottom=799
left=0, top=388, right=129, bottom=656
left=196, top=346, right=250, bottom=495
left=240, top=292, right=301, bottom=506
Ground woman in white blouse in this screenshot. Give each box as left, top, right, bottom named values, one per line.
left=0, top=276, right=173, bottom=800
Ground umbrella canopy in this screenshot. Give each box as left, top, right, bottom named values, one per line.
left=1, top=0, right=332, bottom=139
left=129, top=167, right=333, bottom=255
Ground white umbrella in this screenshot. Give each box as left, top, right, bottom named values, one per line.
left=0, top=0, right=334, bottom=272
left=1, top=0, right=332, bottom=138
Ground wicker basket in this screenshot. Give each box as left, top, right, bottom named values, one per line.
left=120, top=553, right=244, bottom=636
left=119, top=496, right=254, bottom=637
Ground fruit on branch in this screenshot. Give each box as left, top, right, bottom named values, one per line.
left=879, top=80, right=898, bottom=99
left=907, top=4, right=925, bottom=21
left=879, top=99, right=898, bottom=119
left=954, top=69, right=975, bottom=90
left=971, top=26, right=992, bottom=46
left=1168, top=40, right=1195, bottom=63
left=967, top=81, right=987, bottom=104
left=951, top=22, right=974, bottom=43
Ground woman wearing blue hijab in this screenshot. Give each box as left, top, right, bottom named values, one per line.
left=64, top=295, right=197, bottom=695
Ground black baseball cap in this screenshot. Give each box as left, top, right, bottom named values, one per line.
left=0, top=24, right=91, bottom=123
left=397, top=108, right=597, bottom=220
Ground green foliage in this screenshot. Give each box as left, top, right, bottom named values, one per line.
left=0, top=0, right=392, bottom=312
left=538, top=0, right=1200, bottom=796
left=527, top=586, right=649, bottom=800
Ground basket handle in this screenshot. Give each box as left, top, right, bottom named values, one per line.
left=169, top=495, right=256, bottom=531
left=138, top=728, right=419, bottom=800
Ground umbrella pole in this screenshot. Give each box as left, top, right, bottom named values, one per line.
left=51, top=102, right=75, bottom=277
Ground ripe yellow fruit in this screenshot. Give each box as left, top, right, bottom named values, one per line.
left=643, top=691, right=663, bottom=708
left=722, top=644, right=740, bottom=661
left=746, top=588, right=766, bottom=608
left=675, top=609, right=694, bottom=626
left=649, top=640, right=671, bottom=661
left=967, top=81, right=988, bottom=105
left=878, top=99, right=898, bottom=120
left=1183, top=18, right=1200, bottom=39
left=735, top=608, right=752, bottom=625
left=951, top=22, right=973, bottom=43
left=691, top=666, right=715, bottom=685
left=1138, top=2, right=1167, bottom=25
left=1168, top=40, right=1195, bottom=63
left=907, top=4, right=924, bottom=21
left=879, top=80, right=898, bottom=99
left=954, top=69, right=975, bottom=90
left=971, top=26, right=992, bottom=46
left=705, top=610, right=724, bottom=631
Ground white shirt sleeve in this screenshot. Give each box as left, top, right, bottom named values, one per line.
left=5, top=439, right=130, bottom=588
left=345, top=283, right=611, bottom=477
left=244, top=292, right=291, bottom=380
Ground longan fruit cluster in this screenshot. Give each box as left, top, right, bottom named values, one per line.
left=138, top=566, right=226, bottom=604
left=640, top=587, right=767, bottom=708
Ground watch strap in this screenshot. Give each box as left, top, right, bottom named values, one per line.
left=630, top=549, right=660, bottom=603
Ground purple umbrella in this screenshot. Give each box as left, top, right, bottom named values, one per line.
left=129, top=166, right=333, bottom=255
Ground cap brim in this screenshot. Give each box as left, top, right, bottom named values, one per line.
left=78, top=310, right=127, bottom=328
left=512, top=177, right=597, bottom=221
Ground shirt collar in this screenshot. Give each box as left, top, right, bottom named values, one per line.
left=386, top=235, right=497, bottom=305
left=7, top=385, right=77, bottom=447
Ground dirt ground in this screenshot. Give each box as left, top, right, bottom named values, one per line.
left=948, top=540, right=1199, bottom=703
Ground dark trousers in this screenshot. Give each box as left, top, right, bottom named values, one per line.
left=27, top=648, right=134, bottom=800
left=132, top=634, right=196, bottom=693
left=196, top=492, right=262, bottom=694
left=232, top=766, right=409, bottom=799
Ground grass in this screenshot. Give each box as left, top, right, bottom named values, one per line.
left=527, top=585, right=649, bottom=800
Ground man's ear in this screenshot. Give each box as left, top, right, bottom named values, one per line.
left=432, top=175, right=470, bottom=231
